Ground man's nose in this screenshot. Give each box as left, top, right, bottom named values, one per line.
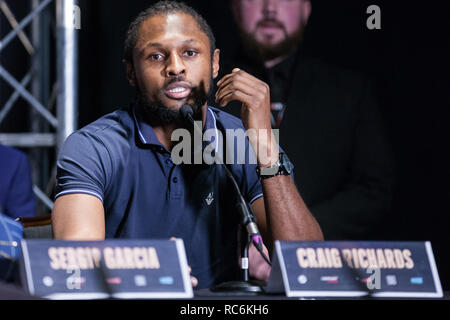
left=165, top=53, right=185, bottom=77
left=262, top=0, right=278, bottom=17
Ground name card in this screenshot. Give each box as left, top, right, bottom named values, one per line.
left=265, top=241, right=443, bottom=298
left=19, top=239, right=193, bottom=299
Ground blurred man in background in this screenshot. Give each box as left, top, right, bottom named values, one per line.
left=221, top=0, right=395, bottom=240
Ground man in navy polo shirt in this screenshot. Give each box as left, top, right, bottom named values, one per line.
left=52, top=1, right=323, bottom=289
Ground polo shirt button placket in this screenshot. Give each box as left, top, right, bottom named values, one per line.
left=170, top=174, right=182, bottom=200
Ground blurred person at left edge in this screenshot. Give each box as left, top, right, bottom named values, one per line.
left=0, top=144, right=36, bottom=219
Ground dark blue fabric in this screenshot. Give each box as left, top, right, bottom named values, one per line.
left=0, top=212, right=23, bottom=282
left=0, top=144, right=36, bottom=219
left=55, top=105, right=264, bottom=289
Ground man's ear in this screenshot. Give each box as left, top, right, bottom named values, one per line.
left=231, top=0, right=240, bottom=23
left=124, top=59, right=136, bottom=87
left=212, top=49, right=220, bottom=79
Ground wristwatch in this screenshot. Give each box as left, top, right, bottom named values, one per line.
left=256, top=152, right=294, bottom=179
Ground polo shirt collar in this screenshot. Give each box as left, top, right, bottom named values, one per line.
left=131, top=104, right=161, bottom=147
left=131, top=104, right=219, bottom=151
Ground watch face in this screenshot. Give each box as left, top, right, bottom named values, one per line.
left=282, top=153, right=294, bottom=174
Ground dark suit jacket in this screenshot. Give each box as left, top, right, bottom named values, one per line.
left=218, top=51, right=395, bottom=240
left=0, top=144, right=36, bottom=218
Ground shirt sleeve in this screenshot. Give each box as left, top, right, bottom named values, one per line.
left=55, top=130, right=113, bottom=203
left=244, top=165, right=264, bottom=205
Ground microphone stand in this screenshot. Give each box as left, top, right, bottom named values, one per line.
left=210, top=224, right=265, bottom=294
left=180, top=105, right=268, bottom=294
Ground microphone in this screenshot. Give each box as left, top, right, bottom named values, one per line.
left=179, top=105, right=264, bottom=250
left=179, top=104, right=195, bottom=124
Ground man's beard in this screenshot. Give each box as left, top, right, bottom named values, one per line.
left=135, top=77, right=214, bottom=126
left=238, top=24, right=304, bottom=63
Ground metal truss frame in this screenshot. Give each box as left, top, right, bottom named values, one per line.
left=0, top=0, right=78, bottom=213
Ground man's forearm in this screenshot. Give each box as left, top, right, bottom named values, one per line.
left=215, top=68, right=323, bottom=243
left=261, top=174, right=323, bottom=242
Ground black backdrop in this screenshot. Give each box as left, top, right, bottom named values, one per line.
left=5, top=0, right=448, bottom=290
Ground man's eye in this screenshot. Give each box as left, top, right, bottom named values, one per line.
left=185, top=50, right=198, bottom=57
left=149, top=53, right=163, bottom=61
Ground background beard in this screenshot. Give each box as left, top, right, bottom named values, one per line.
left=239, top=27, right=304, bottom=63
left=136, top=78, right=213, bottom=126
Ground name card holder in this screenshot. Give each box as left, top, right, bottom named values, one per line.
left=19, top=239, right=193, bottom=299
left=265, top=241, right=443, bottom=298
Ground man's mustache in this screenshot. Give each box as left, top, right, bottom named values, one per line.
left=163, top=76, right=192, bottom=90
left=257, top=18, right=285, bottom=30
left=189, top=80, right=208, bottom=105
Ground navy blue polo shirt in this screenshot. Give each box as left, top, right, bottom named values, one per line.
left=55, top=105, right=264, bottom=289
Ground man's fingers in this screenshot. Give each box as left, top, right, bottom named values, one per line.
left=216, top=77, right=258, bottom=103
left=217, top=90, right=253, bottom=108
left=217, top=68, right=260, bottom=86
left=248, top=242, right=271, bottom=282
left=216, top=73, right=232, bottom=87
left=169, top=237, right=197, bottom=287
left=216, top=70, right=263, bottom=97
left=191, top=275, right=198, bottom=287
left=216, top=80, right=255, bottom=106
left=216, top=68, right=241, bottom=86
left=216, top=70, right=269, bottom=110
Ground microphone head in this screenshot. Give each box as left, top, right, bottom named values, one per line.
left=180, top=105, right=194, bottom=123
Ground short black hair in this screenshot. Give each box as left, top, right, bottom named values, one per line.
left=123, top=1, right=216, bottom=65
